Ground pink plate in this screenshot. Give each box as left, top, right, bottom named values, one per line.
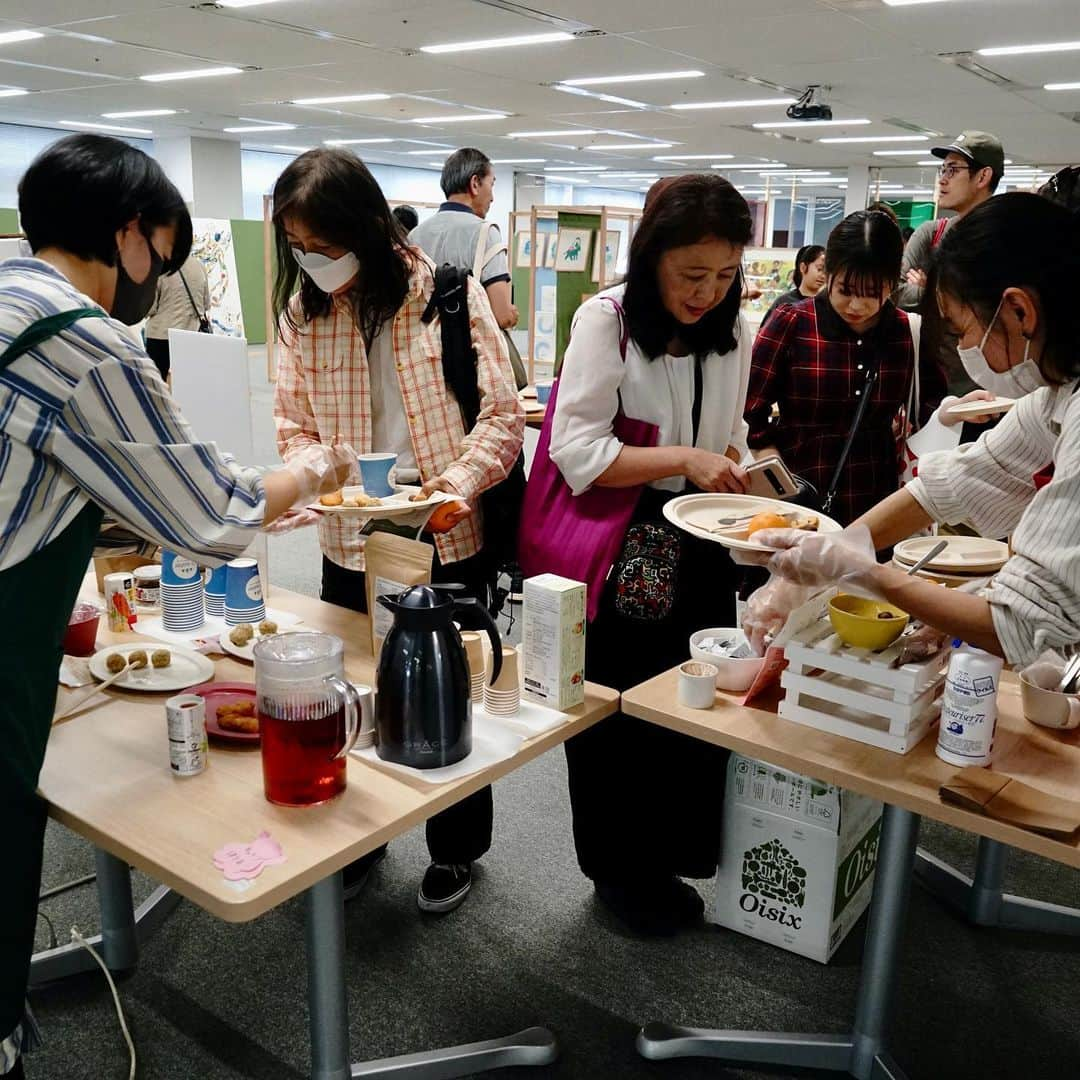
left=187, top=680, right=259, bottom=745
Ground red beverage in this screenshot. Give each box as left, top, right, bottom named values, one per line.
left=63, top=603, right=101, bottom=657
left=259, top=701, right=347, bottom=807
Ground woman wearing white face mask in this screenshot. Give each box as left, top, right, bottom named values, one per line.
left=743, top=193, right=1080, bottom=666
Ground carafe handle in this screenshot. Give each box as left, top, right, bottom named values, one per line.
left=324, top=675, right=369, bottom=760
left=453, top=596, right=503, bottom=686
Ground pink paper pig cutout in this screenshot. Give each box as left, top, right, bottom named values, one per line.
left=213, top=831, right=288, bottom=881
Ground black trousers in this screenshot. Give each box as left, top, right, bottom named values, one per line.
left=564, top=490, right=731, bottom=885
left=322, top=552, right=493, bottom=865
left=145, top=336, right=170, bottom=380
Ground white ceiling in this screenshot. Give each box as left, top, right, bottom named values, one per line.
left=0, top=0, right=1077, bottom=196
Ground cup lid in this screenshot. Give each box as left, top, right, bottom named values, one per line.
left=254, top=631, right=343, bottom=684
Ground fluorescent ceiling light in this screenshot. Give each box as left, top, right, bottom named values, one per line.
left=290, top=93, right=391, bottom=105
left=587, top=142, right=674, bottom=150
left=551, top=85, right=651, bottom=108
left=272, top=145, right=312, bottom=152
left=672, top=97, right=796, bottom=111
left=324, top=137, right=395, bottom=145
left=509, top=129, right=600, bottom=138
left=420, top=31, right=572, bottom=54
left=543, top=165, right=607, bottom=171
left=882, top=0, right=953, bottom=5
left=819, top=135, right=929, bottom=144
left=0, top=87, right=29, bottom=98
left=979, top=40, right=1080, bottom=57
left=405, top=148, right=453, bottom=155
left=491, top=158, right=546, bottom=163
left=1046, top=81, right=1080, bottom=91
left=545, top=175, right=591, bottom=184
left=753, top=118, right=871, bottom=129
left=103, top=108, right=176, bottom=118
left=873, top=148, right=938, bottom=156
left=218, top=0, right=288, bottom=6
left=710, top=162, right=788, bottom=170
left=411, top=112, right=507, bottom=124
left=563, top=70, right=703, bottom=86
left=60, top=119, right=152, bottom=135
left=654, top=153, right=734, bottom=161
left=224, top=123, right=295, bottom=133
left=602, top=172, right=660, bottom=178
left=141, top=66, right=243, bottom=82
left=0, top=30, right=43, bottom=45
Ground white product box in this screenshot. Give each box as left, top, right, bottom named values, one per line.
left=712, top=754, right=883, bottom=963
left=522, top=574, right=586, bottom=711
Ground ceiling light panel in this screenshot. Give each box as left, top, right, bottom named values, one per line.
left=1045, top=82, right=1080, bottom=91
left=818, top=135, right=929, bottom=144
left=491, top=158, right=546, bottom=164
left=979, top=40, right=1080, bottom=57
left=141, top=66, right=244, bottom=83
left=411, top=112, right=508, bottom=124
left=510, top=129, right=601, bottom=138
left=0, top=30, right=43, bottom=45
left=290, top=93, right=391, bottom=105
left=103, top=109, right=176, bottom=118
left=654, top=153, right=734, bottom=161
left=587, top=142, right=674, bottom=150
left=420, top=32, right=572, bottom=55
left=753, top=118, right=872, bottom=129
left=672, top=98, right=796, bottom=111
left=60, top=119, right=153, bottom=134
left=324, top=138, right=395, bottom=145
left=562, top=70, right=704, bottom=86
left=0, top=87, right=29, bottom=98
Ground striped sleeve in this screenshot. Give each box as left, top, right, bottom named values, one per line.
left=48, top=354, right=266, bottom=562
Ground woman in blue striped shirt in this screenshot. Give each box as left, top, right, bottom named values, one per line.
left=0, top=135, right=353, bottom=1079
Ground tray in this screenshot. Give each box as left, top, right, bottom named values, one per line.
left=663, top=492, right=840, bottom=552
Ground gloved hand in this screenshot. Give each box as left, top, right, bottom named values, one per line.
left=263, top=508, right=323, bottom=535
left=742, top=579, right=817, bottom=656
left=938, top=389, right=996, bottom=427
left=754, top=524, right=880, bottom=594
left=282, top=439, right=357, bottom=505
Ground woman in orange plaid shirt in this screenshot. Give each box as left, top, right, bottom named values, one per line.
left=270, top=149, right=524, bottom=915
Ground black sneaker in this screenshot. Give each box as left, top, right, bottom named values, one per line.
left=594, top=877, right=704, bottom=937
left=417, top=862, right=472, bottom=914
left=342, top=846, right=387, bottom=901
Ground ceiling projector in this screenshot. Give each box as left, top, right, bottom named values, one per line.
left=787, top=86, right=833, bottom=122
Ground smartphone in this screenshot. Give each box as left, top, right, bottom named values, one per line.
left=745, top=456, right=800, bottom=500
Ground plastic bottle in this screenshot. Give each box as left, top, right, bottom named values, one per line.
left=936, top=641, right=1005, bottom=768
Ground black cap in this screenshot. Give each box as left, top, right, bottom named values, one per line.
left=932, top=130, right=1005, bottom=182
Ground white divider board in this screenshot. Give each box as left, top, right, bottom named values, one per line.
left=168, top=328, right=270, bottom=596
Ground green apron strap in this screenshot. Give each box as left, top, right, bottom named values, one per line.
left=0, top=307, right=105, bottom=371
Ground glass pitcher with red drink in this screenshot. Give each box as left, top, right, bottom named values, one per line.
left=253, top=632, right=370, bottom=807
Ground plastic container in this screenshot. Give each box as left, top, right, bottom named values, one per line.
left=62, top=602, right=102, bottom=657
left=133, top=564, right=162, bottom=609
left=936, top=641, right=1004, bottom=768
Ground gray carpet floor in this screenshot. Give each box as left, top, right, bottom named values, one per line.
left=23, top=350, right=1080, bottom=1079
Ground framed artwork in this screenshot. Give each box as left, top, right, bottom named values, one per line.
left=515, top=232, right=533, bottom=268
left=190, top=218, right=245, bottom=338
left=741, top=246, right=799, bottom=319
left=542, top=233, right=557, bottom=269
left=539, top=285, right=556, bottom=313
left=553, top=227, right=591, bottom=272
left=591, top=230, right=621, bottom=284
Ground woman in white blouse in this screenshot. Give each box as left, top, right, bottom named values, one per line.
left=547, top=174, right=753, bottom=936
left=745, top=193, right=1080, bottom=668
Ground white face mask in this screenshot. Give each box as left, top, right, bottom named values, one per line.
left=291, top=247, right=359, bottom=294
left=957, top=296, right=1047, bottom=397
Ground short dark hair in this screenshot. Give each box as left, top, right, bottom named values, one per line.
left=825, top=210, right=904, bottom=298
left=392, top=204, right=420, bottom=232
left=1039, top=166, right=1080, bottom=214
left=792, top=244, right=824, bottom=287
left=440, top=148, right=491, bottom=198
left=622, top=174, right=753, bottom=358
left=18, top=133, right=191, bottom=272
left=935, top=192, right=1080, bottom=384
left=867, top=201, right=899, bottom=225
left=272, top=148, right=411, bottom=341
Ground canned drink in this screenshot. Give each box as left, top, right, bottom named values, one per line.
left=103, top=572, right=137, bottom=632
left=166, top=693, right=209, bottom=777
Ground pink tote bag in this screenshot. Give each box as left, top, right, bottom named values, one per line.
left=518, top=300, right=659, bottom=622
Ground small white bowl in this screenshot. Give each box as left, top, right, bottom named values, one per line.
left=689, top=627, right=764, bottom=693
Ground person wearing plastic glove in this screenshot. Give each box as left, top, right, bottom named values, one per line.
left=270, top=148, right=523, bottom=916
left=743, top=193, right=1080, bottom=671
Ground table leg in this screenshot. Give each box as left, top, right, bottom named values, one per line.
left=304, top=873, right=558, bottom=1080
left=30, top=848, right=181, bottom=987
left=636, top=804, right=919, bottom=1080
left=915, top=837, right=1080, bottom=936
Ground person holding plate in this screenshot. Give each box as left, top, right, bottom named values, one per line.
left=744, top=194, right=1080, bottom=668
left=0, top=135, right=353, bottom=1080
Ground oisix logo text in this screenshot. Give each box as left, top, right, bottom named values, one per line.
left=739, top=838, right=808, bottom=930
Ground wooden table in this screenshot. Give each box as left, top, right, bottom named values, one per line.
left=36, top=584, right=618, bottom=1080
left=622, top=667, right=1080, bottom=1080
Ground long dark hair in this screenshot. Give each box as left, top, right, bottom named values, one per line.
left=622, top=174, right=752, bottom=358
left=793, top=244, right=824, bottom=288
left=935, top=192, right=1080, bottom=384
left=825, top=210, right=903, bottom=297
left=272, top=149, right=411, bottom=340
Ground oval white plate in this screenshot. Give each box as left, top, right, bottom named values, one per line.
left=946, top=396, right=1015, bottom=420
left=893, top=535, right=1009, bottom=574
left=219, top=625, right=301, bottom=663
left=662, top=493, right=841, bottom=552
left=90, top=643, right=214, bottom=692
left=308, top=484, right=451, bottom=518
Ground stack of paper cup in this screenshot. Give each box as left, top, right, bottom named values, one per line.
left=204, top=564, right=227, bottom=617
left=225, top=558, right=265, bottom=626
left=483, top=646, right=521, bottom=716
left=160, top=551, right=205, bottom=633
left=461, top=632, right=485, bottom=702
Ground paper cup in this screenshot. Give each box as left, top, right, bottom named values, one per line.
left=489, top=646, right=519, bottom=693
left=677, top=660, right=718, bottom=710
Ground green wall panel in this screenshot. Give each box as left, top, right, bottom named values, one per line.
left=0, top=207, right=18, bottom=234
left=230, top=218, right=271, bottom=346
left=554, top=211, right=601, bottom=374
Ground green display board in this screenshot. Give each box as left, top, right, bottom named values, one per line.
left=554, top=211, right=601, bottom=374
left=511, top=244, right=531, bottom=330
left=230, top=218, right=272, bottom=345
left=0, top=207, right=18, bottom=234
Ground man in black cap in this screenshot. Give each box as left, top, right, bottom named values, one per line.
left=895, top=130, right=1005, bottom=396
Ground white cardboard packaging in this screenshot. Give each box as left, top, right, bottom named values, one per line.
left=522, top=574, right=586, bottom=711
left=712, top=754, right=883, bottom=963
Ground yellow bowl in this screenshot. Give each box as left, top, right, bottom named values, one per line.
left=828, top=594, right=910, bottom=651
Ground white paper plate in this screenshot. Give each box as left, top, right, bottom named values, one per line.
left=946, top=396, right=1015, bottom=420
left=890, top=558, right=994, bottom=587
left=218, top=625, right=302, bottom=663
left=308, top=484, right=451, bottom=519
left=90, top=643, right=214, bottom=692
left=519, top=386, right=538, bottom=400
left=893, top=535, right=1009, bottom=574
left=662, top=493, right=841, bottom=552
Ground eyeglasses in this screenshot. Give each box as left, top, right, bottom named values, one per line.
left=938, top=163, right=975, bottom=180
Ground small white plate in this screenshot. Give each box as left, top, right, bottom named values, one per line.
left=519, top=386, right=538, bottom=400
left=946, top=396, right=1015, bottom=420
left=893, top=535, right=1009, bottom=574
left=90, top=643, right=214, bottom=692
left=662, top=493, right=841, bottom=552
left=308, top=484, right=451, bottom=519
left=219, top=625, right=301, bottom=663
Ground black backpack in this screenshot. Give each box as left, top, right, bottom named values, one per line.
left=421, top=264, right=527, bottom=611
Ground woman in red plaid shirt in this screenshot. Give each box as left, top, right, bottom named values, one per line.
left=745, top=210, right=945, bottom=525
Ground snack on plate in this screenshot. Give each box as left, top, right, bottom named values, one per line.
left=319, top=491, right=344, bottom=507
left=229, top=624, right=254, bottom=646
left=216, top=699, right=258, bottom=733
left=258, top=620, right=278, bottom=636
left=409, top=490, right=429, bottom=503
left=151, top=649, right=171, bottom=669
left=744, top=510, right=820, bottom=538
left=128, top=649, right=148, bottom=670
left=105, top=652, right=127, bottom=674
left=342, top=492, right=382, bottom=508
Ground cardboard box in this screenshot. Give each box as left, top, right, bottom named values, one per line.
left=522, top=574, right=586, bottom=711
left=712, top=754, right=883, bottom=963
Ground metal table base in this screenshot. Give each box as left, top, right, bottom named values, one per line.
left=305, top=872, right=557, bottom=1080
left=30, top=848, right=181, bottom=986
left=637, top=803, right=920, bottom=1080
left=914, top=837, right=1080, bottom=936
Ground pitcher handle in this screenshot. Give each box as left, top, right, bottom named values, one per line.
left=324, top=675, right=365, bottom=760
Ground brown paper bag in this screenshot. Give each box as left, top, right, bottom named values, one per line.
left=940, top=768, right=1080, bottom=840
left=364, top=533, right=433, bottom=660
